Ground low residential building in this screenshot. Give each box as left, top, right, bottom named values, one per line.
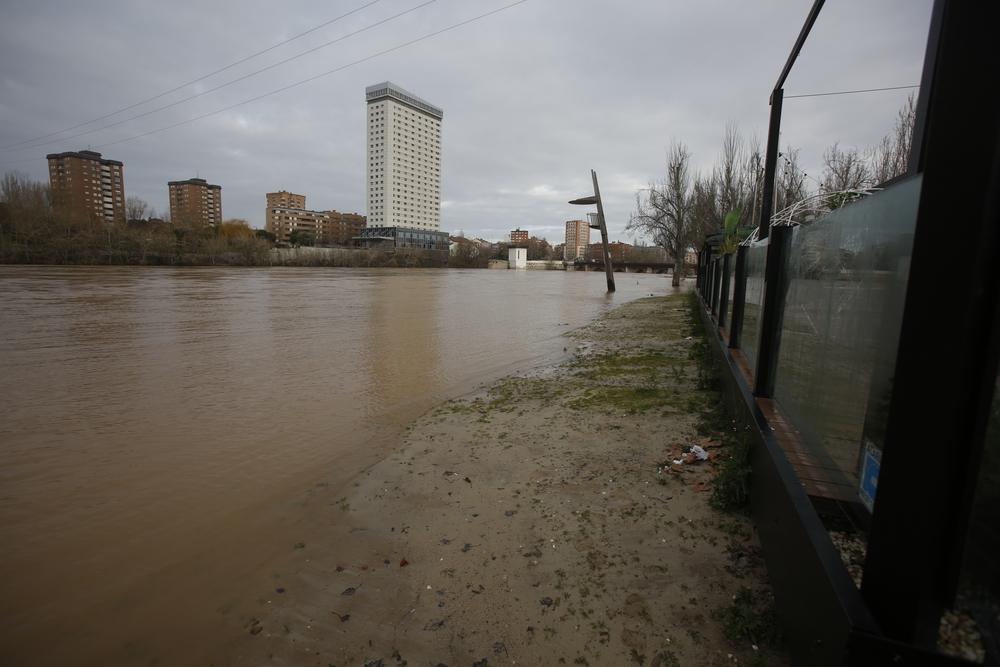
left=168, top=178, right=221, bottom=226
left=590, top=241, right=632, bottom=263
left=449, top=236, right=481, bottom=257
left=46, top=150, right=126, bottom=222
left=265, top=191, right=366, bottom=245
left=356, top=226, right=449, bottom=252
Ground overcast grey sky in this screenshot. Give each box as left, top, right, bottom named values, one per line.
left=0, top=0, right=933, bottom=243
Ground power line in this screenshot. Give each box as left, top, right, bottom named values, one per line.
left=0, top=0, right=384, bottom=151
left=785, top=84, right=918, bottom=99
left=778, top=151, right=822, bottom=187
left=89, top=0, right=529, bottom=151
left=2, top=0, right=442, bottom=154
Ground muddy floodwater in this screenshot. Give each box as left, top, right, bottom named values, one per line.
left=0, top=266, right=672, bottom=666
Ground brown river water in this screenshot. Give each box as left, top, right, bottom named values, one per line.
left=0, top=266, right=673, bottom=665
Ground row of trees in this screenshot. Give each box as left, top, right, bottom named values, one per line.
left=627, top=95, right=917, bottom=286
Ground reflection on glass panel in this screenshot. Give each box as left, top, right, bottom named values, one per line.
left=740, top=242, right=768, bottom=370
left=771, top=176, right=921, bottom=505
left=951, top=371, right=999, bottom=664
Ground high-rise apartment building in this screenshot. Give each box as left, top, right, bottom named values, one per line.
left=265, top=191, right=366, bottom=245
left=365, top=82, right=443, bottom=230
left=168, top=178, right=222, bottom=226
left=565, top=219, right=591, bottom=261
left=46, top=150, right=126, bottom=222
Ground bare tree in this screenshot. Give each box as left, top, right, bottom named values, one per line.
left=869, top=93, right=916, bottom=185
left=1, top=171, right=53, bottom=262
left=775, top=145, right=810, bottom=214
left=687, top=124, right=764, bottom=237
left=742, top=133, right=765, bottom=229
left=625, top=141, right=695, bottom=286
left=715, top=122, right=748, bottom=226
left=691, top=171, right=718, bottom=241
left=821, top=141, right=872, bottom=194
left=125, top=195, right=149, bottom=222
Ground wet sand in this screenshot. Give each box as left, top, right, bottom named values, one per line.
left=212, top=294, right=786, bottom=667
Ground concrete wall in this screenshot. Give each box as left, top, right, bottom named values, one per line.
left=526, top=260, right=564, bottom=270
left=270, top=247, right=357, bottom=263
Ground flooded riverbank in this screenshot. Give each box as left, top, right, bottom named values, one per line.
left=0, top=266, right=677, bottom=665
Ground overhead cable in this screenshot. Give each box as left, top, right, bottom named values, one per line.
left=785, top=84, right=918, bottom=99
left=90, top=0, right=529, bottom=150
left=0, top=0, right=384, bottom=151
left=2, top=0, right=443, bottom=154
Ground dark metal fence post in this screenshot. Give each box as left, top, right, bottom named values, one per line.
left=710, top=258, right=721, bottom=315
left=701, top=249, right=711, bottom=301
left=861, top=0, right=1000, bottom=648
left=696, top=249, right=704, bottom=294
left=759, top=0, right=825, bottom=240
left=703, top=256, right=711, bottom=306
left=753, top=226, right=792, bottom=398
left=759, top=89, right=783, bottom=242
left=729, top=245, right=749, bottom=349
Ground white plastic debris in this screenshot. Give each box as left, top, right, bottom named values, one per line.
left=690, top=445, right=709, bottom=460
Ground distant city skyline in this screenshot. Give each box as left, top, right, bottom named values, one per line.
left=1, top=0, right=933, bottom=242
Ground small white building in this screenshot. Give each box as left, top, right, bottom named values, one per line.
left=508, top=246, right=527, bottom=269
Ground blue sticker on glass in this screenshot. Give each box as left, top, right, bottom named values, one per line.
left=858, top=440, right=881, bottom=513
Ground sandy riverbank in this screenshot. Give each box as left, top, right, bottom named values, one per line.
left=219, top=293, right=786, bottom=667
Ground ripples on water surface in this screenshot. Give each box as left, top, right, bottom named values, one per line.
left=0, top=266, right=676, bottom=664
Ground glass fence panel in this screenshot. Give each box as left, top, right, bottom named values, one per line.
left=772, top=176, right=922, bottom=501
left=723, top=256, right=736, bottom=330
left=740, top=241, right=768, bottom=370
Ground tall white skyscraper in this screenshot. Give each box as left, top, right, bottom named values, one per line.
left=365, top=82, right=443, bottom=230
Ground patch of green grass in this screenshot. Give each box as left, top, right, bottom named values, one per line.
left=712, top=585, right=781, bottom=647
left=657, top=650, right=681, bottom=667
left=709, top=438, right=753, bottom=514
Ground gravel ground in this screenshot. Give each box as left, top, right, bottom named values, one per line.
left=828, top=529, right=988, bottom=663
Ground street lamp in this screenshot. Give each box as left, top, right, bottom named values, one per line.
left=569, top=169, right=615, bottom=292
